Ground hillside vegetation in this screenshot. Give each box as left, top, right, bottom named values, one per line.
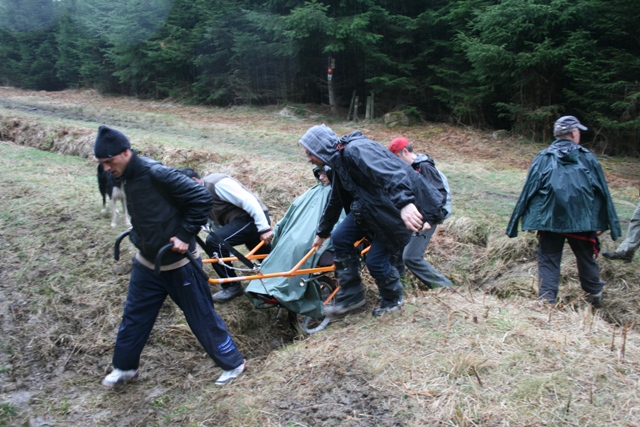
left=0, top=87, right=639, bottom=426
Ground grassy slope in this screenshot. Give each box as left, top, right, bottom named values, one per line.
left=0, top=88, right=639, bottom=426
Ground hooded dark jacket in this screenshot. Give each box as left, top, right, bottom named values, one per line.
left=300, top=125, right=445, bottom=252
left=506, top=139, right=620, bottom=239
left=412, top=153, right=451, bottom=220
left=122, top=151, right=214, bottom=265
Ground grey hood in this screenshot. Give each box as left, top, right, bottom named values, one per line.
left=299, top=124, right=341, bottom=167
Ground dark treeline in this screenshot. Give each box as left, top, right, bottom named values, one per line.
left=0, top=0, right=639, bottom=155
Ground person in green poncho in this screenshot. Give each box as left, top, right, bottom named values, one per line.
left=506, top=116, right=621, bottom=307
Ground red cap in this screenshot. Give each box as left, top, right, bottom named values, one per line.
left=388, top=137, right=409, bottom=154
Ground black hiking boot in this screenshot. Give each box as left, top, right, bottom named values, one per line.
left=586, top=292, right=603, bottom=309
left=372, top=272, right=404, bottom=317
left=324, top=255, right=366, bottom=318
left=323, top=298, right=366, bottom=318
left=602, top=251, right=633, bottom=263
left=372, top=298, right=404, bottom=317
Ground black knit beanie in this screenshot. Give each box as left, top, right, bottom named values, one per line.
left=94, top=125, right=131, bottom=159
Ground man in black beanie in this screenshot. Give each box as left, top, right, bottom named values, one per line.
left=95, top=126, right=246, bottom=388
left=93, top=125, right=131, bottom=159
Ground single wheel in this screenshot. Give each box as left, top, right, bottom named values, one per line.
left=293, top=275, right=337, bottom=335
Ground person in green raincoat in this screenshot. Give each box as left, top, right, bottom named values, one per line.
left=506, top=116, right=620, bottom=307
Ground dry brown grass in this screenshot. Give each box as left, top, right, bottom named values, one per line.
left=1, top=87, right=640, bottom=426
left=213, top=290, right=640, bottom=426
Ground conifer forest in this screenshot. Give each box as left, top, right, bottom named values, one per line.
left=1, top=0, right=638, bottom=155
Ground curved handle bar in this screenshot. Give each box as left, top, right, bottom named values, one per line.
left=154, top=242, right=209, bottom=281
left=114, top=230, right=132, bottom=261
left=196, top=235, right=212, bottom=257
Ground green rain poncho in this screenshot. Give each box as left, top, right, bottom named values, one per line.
left=246, top=182, right=341, bottom=319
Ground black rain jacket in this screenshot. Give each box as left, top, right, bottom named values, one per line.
left=122, top=151, right=214, bottom=265
left=412, top=153, right=451, bottom=220
left=300, top=125, right=444, bottom=252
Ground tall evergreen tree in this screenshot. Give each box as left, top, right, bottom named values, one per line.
left=0, top=29, right=20, bottom=86
left=192, top=0, right=257, bottom=104
left=419, top=0, right=496, bottom=125
left=562, top=0, right=640, bottom=154
left=0, top=0, right=65, bottom=89
left=76, top=0, right=173, bottom=95
left=458, top=0, right=579, bottom=137
left=0, top=0, right=638, bottom=154
left=192, top=0, right=298, bottom=105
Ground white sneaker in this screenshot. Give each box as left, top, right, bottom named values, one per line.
left=215, top=360, right=246, bottom=386
left=102, top=368, right=139, bottom=388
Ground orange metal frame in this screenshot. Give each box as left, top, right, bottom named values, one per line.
left=203, top=241, right=334, bottom=285
left=202, top=239, right=370, bottom=293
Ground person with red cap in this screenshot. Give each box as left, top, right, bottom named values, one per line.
left=388, top=137, right=453, bottom=289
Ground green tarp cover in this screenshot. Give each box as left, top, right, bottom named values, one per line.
left=246, top=183, right=335, bottom=319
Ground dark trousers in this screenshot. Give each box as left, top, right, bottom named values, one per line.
left=112, top=258, right=244, bottom=371
left=331, top=213, right=403, bottom=304
left=537, top=231, right=604, bottom=303
left=205, top=213, right=271, bottom=286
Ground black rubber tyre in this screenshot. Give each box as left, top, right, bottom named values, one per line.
left=292, top=275, right=337, bottom=335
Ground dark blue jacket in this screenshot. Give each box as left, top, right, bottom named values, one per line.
left=122, top=151, right=214, bottom=265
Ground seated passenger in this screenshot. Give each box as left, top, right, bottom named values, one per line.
left=177, top=167, right=273, bottom=303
